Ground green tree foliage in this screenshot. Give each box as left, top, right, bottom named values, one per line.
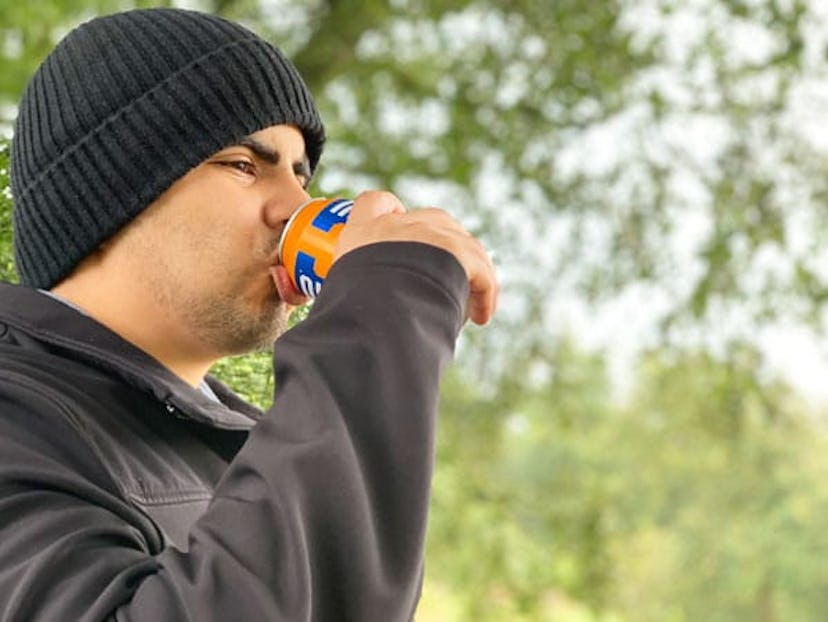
left=423, top=342, right=828, bottom=621
left=0, top=141, right=14, bottom=282
left=0, top=1, right=174, bottom=128
left=610, top=344, right=828, bottom=621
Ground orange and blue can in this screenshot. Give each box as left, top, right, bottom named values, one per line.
left=277, top=198, right=354, bottom=298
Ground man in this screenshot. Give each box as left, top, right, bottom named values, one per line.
left=0, top=7, right=497, bottom=622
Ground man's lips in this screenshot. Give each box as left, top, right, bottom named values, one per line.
left=270, top=264, right=309, bottom=306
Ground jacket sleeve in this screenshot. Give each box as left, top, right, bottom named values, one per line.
left=0, top=242, right=468, bottom=622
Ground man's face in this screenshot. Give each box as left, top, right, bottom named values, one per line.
left=116, top=124, right=312, bottom=356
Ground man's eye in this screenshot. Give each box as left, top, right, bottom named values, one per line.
left=220, top=160, right=256, bottom=175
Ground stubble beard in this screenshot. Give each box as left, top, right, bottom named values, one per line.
left=177, top=277, right=290, bottom=356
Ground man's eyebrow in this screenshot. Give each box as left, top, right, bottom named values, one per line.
left=235, top=136, right=311, bottom=183
left=236, top=136, right=280, bottom=164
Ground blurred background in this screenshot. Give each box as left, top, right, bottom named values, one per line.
left=4, top=0, right=828, bottom=619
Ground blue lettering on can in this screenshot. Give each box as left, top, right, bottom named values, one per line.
left=295, top=250, right=323, bottom=297
left=311, top=199, right=354, bottom=232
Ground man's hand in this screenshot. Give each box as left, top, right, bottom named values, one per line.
left=333, top=191, right=499, bottom=326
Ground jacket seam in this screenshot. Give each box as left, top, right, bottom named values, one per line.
left=128, top=491, right=212, bottom=506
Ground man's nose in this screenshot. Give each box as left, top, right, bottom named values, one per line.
left=264, top=182, right=311, bottom=229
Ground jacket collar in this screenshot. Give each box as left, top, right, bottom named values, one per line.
left=0, top=282, right=261, bottom=430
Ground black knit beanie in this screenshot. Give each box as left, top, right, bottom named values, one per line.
left=10, top=8, right=325, bottom=289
